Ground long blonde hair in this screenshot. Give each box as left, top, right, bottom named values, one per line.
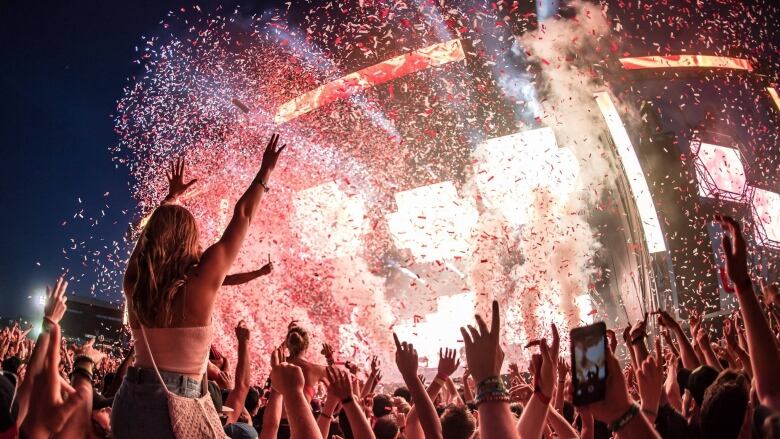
left=129, top=204, right=201, bottom=327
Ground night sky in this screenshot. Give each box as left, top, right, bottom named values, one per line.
left=0, top=1, right=274, bottom=318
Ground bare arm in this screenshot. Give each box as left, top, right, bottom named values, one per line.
left=196, top=135, right=285, bottom=294
left=258, top=391, right=283, bottom=439
left=717, top=215, right=780, bottom=410
left=547, top=405, right=580, bottom=439
left=657, top=311, right=700, bottom=370
left=222, top=259, right=273, bottom=286
left=225, top=322, right=251, bottom=424
left=317, top=393, right=339, bottom=439
left=394, top=334, right=443, bottom=439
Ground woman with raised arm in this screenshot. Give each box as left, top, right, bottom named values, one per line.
left=111, top=134, right=286, bottom=439
left=275, top=322, right=329, bottom=438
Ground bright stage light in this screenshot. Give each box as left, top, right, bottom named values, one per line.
left=386, top=181, right=478, bottom=263
left=392, top=291, right=475, bottom=366
left=750, top=188, right=780, bottom=250
left=293, top=181, right=368, bottom=260
left=275, top=39, right=466, bottom=123
left=768, top=87, right=780, bottom=112
left=691, top=140, right=750, bottom=202
left=473, top=127, right=580, bottom=227
left=619, top=55, right=753, bottom=72
left=594, top=92, right=666, bottom=253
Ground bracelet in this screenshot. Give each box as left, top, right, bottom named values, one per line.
left=476, top=393, right=510, bottom=406
left=253, top=178, right=270, bottom=192
left=476, top=376, right=507, bottom=397
left=533, top=389, right=552, bottom=405
left=609, top=403, right=640, bottom=432
left=341, top=396, right=354, bottom=405
left=42, top=317, right=58, bottom=331
left=71, top=365, right=94, bottom=382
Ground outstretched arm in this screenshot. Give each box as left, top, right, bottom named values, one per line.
left=223, top=256, right=273, bottom=286
left=656, top=311, right=700, bottom=370
left=197, top=134, right=286, bottom=292
left=717, top=215, right=780, bottom=411
left=225, top=322, right=251, bottom=424
left=394, top=333, right=443, bottom=439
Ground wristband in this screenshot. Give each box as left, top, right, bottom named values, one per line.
left=533, top=388, right=552, bottom=405
left=341, top=396, right=354, bottom=405
left=609, top=403, right=640, bottom=432
left=253, top=178, right=270, bottom=192
left=42, top=317, right=58, bottom=331
left=71, top=365, right=94, bottom=382
left=476, top=393, right=510, bottom=406
left=630, top=334, right=646, bottom=345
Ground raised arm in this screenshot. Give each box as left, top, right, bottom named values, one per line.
left=327, top=367, right=375, bottom=439
left=461, top=301, right=518, bottom=439
left=656, top=310, right=700, bottom=370
left=223, top=256, right=273, bottom=286
left=197, top=134, right=286, bottom=291
left=517, top=334, right=557, bottom=439
left=716, top=215, right=780, bottom=411
left=269, top=347, right=322, bottom=439
left=394, top=333, right=443, bottom=439
left=404, top=348, right=461, bottom=439
left=14, top=276, right=67, bottom=427
left=225, top=321, right=251, bottom=424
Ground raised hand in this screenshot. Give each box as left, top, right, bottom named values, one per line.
left=437, top=348, right=460, bottom=378
left=259, top=254, right=273, bottom=276
left=530, top=338, right=557, bottom=402
left=259, top=133, right=286, bottom=178
left=715, top=215, right=750, bottom=291
left=723, top=316, right=738, bottom=349
left=235, top=320, right=250, bottom=343
left=20, top=321, right=86, bottom=437
left=75, top=338, right=106, bottom=365
left=636, top=354, right=664, bottom=422
left=393, top=333, right=419, bottom=380
left=165, top=158, right=197, bottom=200
left=321, top=343, right=335, bottom=365
left=460, top=300, right=504, bottom=383
left=270, top=346, right=304, bottom=396
left=326, top=367, right=353, bottom=400
left=370, top=355, right=380, bottom=375
left=44, top=275, right=68, bottom=324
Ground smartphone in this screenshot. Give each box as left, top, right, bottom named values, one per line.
left=570, top=321, right=608, bottom=406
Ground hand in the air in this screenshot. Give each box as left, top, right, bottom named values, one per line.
left=165, top=158, right=197, bottom=200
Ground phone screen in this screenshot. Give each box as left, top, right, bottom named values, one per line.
left=570, top=321, right=607, bottom=406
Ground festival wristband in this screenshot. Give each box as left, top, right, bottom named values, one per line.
left=71, top=366, right=94, bottom=382
left=42, top=317, right=58, bottom=331
left=609, top=403, right=640, bottom=432
left=533, top=388, right=551, bottom=405
left=341, top=396, right=354, bottom=405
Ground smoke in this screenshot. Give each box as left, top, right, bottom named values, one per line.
left=465, top=2, right=625, bottom=358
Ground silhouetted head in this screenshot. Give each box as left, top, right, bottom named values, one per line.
left=700, top=370, right=750, bottom=439
left=129, top=204, right=200, bottom=327
left=285, top=323, right=310, bottom=358
left=440, top=404, right=476, bottom=439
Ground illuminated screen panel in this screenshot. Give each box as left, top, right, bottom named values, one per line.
left=292, top=181, right=368, bottom=260
left=594, top=92, right=666, bottom=253
left=619, top=55, right=753, bottom=72
left=692, top=141, right=749, bottom=202
left=386, top=181, right=478, bottom=263
left=768, top=87, right=780, bottom=112
left=751, top=188, right=780, bottom=249
left=392, top=291, right=475, bottom=364
left=473, top=127, right=580, bottom=227
left=275, top=39, right=466, bottom=123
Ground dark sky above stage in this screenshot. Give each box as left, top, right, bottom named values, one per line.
left=0, top=1, right=275, bottom=318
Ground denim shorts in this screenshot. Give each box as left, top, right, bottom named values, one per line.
left=111, top=367, right=203, bottom=439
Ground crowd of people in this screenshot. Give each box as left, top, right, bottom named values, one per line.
left=2, top=134, right=780, bottom=438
